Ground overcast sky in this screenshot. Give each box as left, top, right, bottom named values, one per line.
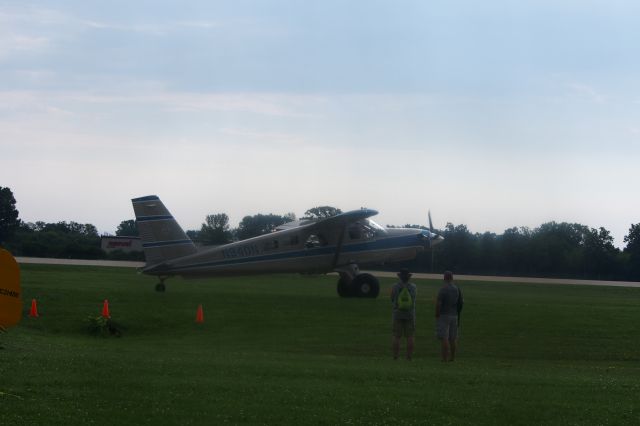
left=1, top=1, right=639, bottom=247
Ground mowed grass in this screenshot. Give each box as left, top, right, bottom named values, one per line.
left=1, top=265, right=640, bottom=425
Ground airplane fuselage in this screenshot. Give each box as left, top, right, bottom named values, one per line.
left=132, top=195, right=443, bottom=297
left=143, top=226, right=431, bottom=279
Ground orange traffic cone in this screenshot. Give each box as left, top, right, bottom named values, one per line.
left=28, top=299, right=39, bottom=318
left=195, top=304, right=204, bottom=323
left=101, top=299, right=110, bottom=319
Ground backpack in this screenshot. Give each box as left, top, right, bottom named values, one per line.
left=397, top=286, right=413, bottom=311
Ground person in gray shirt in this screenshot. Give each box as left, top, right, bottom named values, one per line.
left=436, top=270, right=463, bottom=362
left=390, top=268, right=417, bottom=360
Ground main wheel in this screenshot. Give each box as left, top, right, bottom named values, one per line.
left=155, top=282, right=166, bottom=292
left=352, top=273, right=380, bottom=298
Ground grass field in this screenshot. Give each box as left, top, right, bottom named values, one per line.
left=1, top=264, right=639, bottom=425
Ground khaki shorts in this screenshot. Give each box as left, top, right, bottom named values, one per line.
left=393, top=318, right=415, bottom=338
left=436, top=315, right=458, bottom=340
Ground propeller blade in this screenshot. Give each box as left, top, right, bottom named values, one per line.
left=427, top=211, right=433, bottom=247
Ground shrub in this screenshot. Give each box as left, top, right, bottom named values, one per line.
left=86, top=316, right=122, bottom=337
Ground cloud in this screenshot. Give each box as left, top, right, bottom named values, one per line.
left=568, top=83, right=605, bottom=103
left=79, top=20, right=168, bottom=36
left=0, top=5, right=211, bottom=61
left=0, top=89, right=324, bottom=117
left=0, top=31, right=50, bottom=59
left=0, top=5, right=65, bottom=60
left=0, top=5, right=67, bottom=26
left=176, top=21, right=220, bottom=29
left=219, top=127, right=306, bottom=145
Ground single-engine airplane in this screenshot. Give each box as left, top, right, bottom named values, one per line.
left=132, top=195, right=444, bottom=298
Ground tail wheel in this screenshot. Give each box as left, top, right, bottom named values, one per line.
left=352, top=273, right=380, bottom=298
left=155, top=277, right=167, bottom=292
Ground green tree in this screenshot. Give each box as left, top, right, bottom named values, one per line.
left=200, top=213, right=232, bottom=245
left=9, top=220, right=102, bottom=259
left=186, top=229, right=200, bottom=241
left=116, top=220, right=138, bottom=236
left=303, top=206, right=342, bottom=219
left=583, top=227, right=619, bottom=279
left=624, top=223, right=640, bottom=253
left=439, top=223, right=475, bottom=273
left=624, top=223, right=640, bottom=280
left=236, top=213, right=292, bottom=240
left=0, top=186, right=20, bottom=245
left=499, top=227, right=532, bottom=275
left=475, top=231, right=500, bottom=274
left=530, top=222, right=586, bottom=277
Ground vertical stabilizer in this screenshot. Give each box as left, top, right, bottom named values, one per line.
left=131, top=195, right=197, bottom=266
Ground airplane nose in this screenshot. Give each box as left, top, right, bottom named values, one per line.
left=419, top=230, right=444, bottom=247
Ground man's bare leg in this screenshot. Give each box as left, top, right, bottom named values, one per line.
left=406, top=336, right=414, bottom=360
left=440, top=338, right=450, bottom=362
left=449, top=339, right=457, bottom=362
left=392, top=336, right=400, bottom=360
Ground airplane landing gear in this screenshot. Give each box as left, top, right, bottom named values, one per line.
left=352, top=273, right=379, bottom=298
left=155, top=277, right=168, bottom=292
left=337, top=276, right=351, bottom=297
left=336, top=271, right=380, bottom=298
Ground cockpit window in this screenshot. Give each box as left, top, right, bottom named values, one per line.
left=305, top=233, right=327, bottom=248
left=263, top=239, right=279, bottom=251
left=348, top=220, right=386, bottom=241
left=366, top=219, right=387, bottom=235
left=348, top=225, right=362, bottom=240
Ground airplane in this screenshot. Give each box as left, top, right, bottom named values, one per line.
left=131, top=195, right=444, bottom=298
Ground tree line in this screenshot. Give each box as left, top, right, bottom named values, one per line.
left=1, top=186, right=639, bottom=280
left=392, top=222, right=640, bottom=281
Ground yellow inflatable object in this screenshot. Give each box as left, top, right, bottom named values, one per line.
left=0, top=249, right=21, bottom=329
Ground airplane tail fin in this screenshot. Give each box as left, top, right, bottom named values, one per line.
left=131, top=195, right=197, bottom=267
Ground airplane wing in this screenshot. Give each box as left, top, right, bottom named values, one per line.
left=276, top=209, right=379, bottom=232
left=310, top=208, right=379, bottom=231
left=305, top=209, right=378, bottom=268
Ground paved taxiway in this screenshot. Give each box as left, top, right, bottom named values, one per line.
left=16, top=257, right=145, bottom=268
left=371, top=271, right=640, bottom=288
left=16, top=257, right=640, bottom=288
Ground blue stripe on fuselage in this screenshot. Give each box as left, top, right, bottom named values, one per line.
left=162, top=233, right=422, bottom=273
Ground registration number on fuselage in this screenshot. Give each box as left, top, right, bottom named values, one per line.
left=222, top=245, right=260, bottom=259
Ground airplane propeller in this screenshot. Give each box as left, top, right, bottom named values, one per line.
left=426, top=210, right=444, bottom=272
left=418, top=210, right=443, bottom=248
left=428, top=210, right=434, bottom=231
left=428, top=210, right=434, bottom=247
